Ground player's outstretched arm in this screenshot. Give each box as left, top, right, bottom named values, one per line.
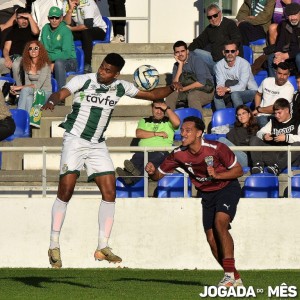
left=41, top=88, right=71, bottom=111
left=145, top=162, right=165, bottom=181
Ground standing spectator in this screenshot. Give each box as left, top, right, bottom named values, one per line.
left=31, top=0, right=63, bottom=31
left=236, top=0, right=276, bottom=45
left=116, top=99, right=180, bottom=185
left=214, top=41, right=258, bottom=110
left=0, top=7, right=39, bottom=85
left=218, top=105, right=259, bottom=167
left=40, top=6, right=77, bottom=90
left=268, top=3, right=300, bottom=77
left=62, top=0, right=107, bottom=73
left=166, top=40, right=214, bottom=115
left=188, top=3, right=242, bottom=75
left=12, top=41, right=52, bottom=115
left=253, top=62, right=294, bottom=128
left=108, top=0, right=126, bottom=43
left=250, top=98, right=300, bottom=175
left=145, top=116, right=244, bottom=287
left=0, top=91, right=16, bottom=141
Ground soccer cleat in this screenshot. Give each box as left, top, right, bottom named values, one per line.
left=48, top=248, right=62, bottom=269
left=124, top=160, right=141, bottom=177
left=218, top=274, right=235, bottom=287
left=94, top=247, right=122, bottom=263
left=234, top=278, right=244, bottom=287
left=266, top=164, right=279, bottom=176
left=110, top=34, right=125, bottom=43
left=251, top=163, right=264, bottom=174
left=116, top=167, right=134, bottom=185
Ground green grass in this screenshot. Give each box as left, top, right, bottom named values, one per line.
left=0, top=269, right=299, bottom=299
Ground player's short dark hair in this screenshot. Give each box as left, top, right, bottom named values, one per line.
left=173, top=40, right=187, bottom=51
left=16, top=7, right=29, bottom=15
left=276, top=62, right=290, bottom=72
left=273, top=98, right=290, bottom=112
left=183, top=116, right=205, bottom=132
left=104, top=53, right=125, bottom=71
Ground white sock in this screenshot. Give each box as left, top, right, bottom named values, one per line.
left=98, top=200, right=115, bottom=250
left=50, top=197, right=68, bottom=249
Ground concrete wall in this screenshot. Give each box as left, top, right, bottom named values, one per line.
left=0, top=196, right=299, bottom=269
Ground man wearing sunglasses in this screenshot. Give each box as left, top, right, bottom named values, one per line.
left=213, top=41, right=258, bottom=110
left=188, top=3, right=242, bottom=75
left=40, top=6, right=77, bottom=90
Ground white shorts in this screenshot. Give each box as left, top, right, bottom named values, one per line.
left=60, top=132, right=115, bottom=182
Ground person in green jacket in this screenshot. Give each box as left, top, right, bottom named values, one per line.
left=40, top=6, right=77, bottom=90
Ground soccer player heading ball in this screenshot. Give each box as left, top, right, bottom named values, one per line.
left=42, top=53, right=180, bottom=268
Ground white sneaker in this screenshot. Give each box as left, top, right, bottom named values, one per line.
left=234, top=278, right=244, bottom=287
left=111, top=34, right=125, bottom=43
left=218, top=274, right=235, bottom=287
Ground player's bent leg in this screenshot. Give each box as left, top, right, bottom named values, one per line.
left=205, top=228, right=222, bottom=265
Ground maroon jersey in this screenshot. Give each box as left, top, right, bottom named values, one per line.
left=158, top=139, right=238, bottom=192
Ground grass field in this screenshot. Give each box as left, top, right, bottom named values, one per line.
left=0, top=269, right=299, bottom=299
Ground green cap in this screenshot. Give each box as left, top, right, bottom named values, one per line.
left=48, top=6, right=62, bottom=18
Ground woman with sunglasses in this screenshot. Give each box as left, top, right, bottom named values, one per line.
left=11, top=40, right=52, bottom=114
left=218, top=105, right=259, bottom=168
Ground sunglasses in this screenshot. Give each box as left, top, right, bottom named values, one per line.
left=224, top=49, right=236, bottom=53
left=29, top=46, right=39, bottom=51
left=49, top=16, right=60, bottom=20
left=207, top=12, right=219, bottom=20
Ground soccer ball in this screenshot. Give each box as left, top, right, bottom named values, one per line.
left=133, top=65, right=159, bottom=91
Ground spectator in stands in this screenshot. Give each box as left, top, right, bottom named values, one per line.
left=116, top=99, right=180, bottom=185
left=214, top=41, right=258, bottom=110
left=253, top=62, right=294, bottom=128
left=0, top=91, right=16, bottom=141
left=166, top=40, right=214, bottom=115
left=40, top=6, right=77, bottom=90
left=11, top=41, right=52, bottom=114
left=108, top=0, right=126, bottom=43
left=31, top=0, right=63, bottom=31
left=218, top=105, right=259, bottom=167
left=250, top=98, right=300, bottom=175
left=145, top=116, right=244, bottom=287
left=291, top=72, right=300, bottom=118
left=188, top=3, right=242, bottom=75
left=268, top=3, right=300, bottom=77
left=236, top=0, right=275, bottom=46
left=0, top=7, right=39, bottom=85
left=62, top=0, right=107, bottom=73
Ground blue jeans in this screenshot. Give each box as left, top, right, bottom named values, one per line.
left=54, top=58, right=77, bottom=90
left=18, top=87, right=52, bottom=114
left=213, top=90, right=256, bottom=110
left=192, top=49, right=216, bottom=75
left=218, top=136, right=249, bottom=167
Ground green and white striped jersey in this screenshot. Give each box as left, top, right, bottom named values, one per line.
left=60, top=73, right=139, bottom=143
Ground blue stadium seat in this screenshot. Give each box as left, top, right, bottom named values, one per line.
left=254, top=70, right=268, bottom=87
left=0, top=76, right=15, bottom=84
left=51, top=77, right=58, bottom=93
left=5, top=109, right=30, bottom=141
left=156, top=173, right=192, bottom=198
left=249, top=39, right=266, bottom=46
left=66, top=47, right=84, bottom=77
left=243, top=173, right=279, bottom=198
left=116, top=178, right=144, bottom=198
left=174, top=108, right=202, bottom=141
left=74, top=16, right=112, bottom=46
left=243, top=45, right=253, bottom=64
left=288, top=75, right=297, bottom=91
left=0, top=49, right=2, bottom=57
left=291, top=174, right=300, bottom=198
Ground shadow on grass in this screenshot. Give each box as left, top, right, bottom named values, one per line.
left=1, top=276, right=96, bottom=289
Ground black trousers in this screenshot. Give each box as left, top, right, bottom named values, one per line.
left=107, top=0, right=126, bottom=36
left=0, top=116, right=16, bottom=141
left=238, top=22, right=266, bottom=46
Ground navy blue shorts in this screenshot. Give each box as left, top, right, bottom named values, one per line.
left=197, top=180, right=241, bottom=231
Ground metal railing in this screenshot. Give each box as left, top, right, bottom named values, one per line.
left=0, top=145, right=300, bottom=198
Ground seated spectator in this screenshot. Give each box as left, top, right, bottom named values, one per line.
left=116, top=99, right=180, bottom=185
left=0, top=90, right=16, bottom=141
left=188, top=3, right=242, bottom=75
left=108, top=0, right=126, bottom=43
left=63, top=0, right=107, bottom=73
left=250, top=98, right=300, bottom=175
left=218, top=105, right=259, bottom=167
left=214, top=41, right=258, bottom=110
left=166, top=40, right=214, bottom=115
left=40, top=6, right=77, bottom=90
left=253, top=62, right=294, bottom=128
left=31, top=0, right=63, bottom=32
left=11, top=41, right=52, bottom=114
left=0, top=7, right=39, bottom=85
left=236, top=0, right=275, bottom=45
left=268, top=3, right=300, bottom=77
